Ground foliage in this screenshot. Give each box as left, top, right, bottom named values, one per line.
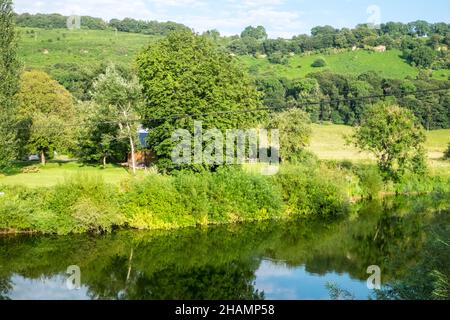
left=78, top=65, right=143, bottom=167
left=16, top=70, right=75, bottom=163
left=311, top=57, right=327, bottom=68
left=273, top=163, right=349, bottom=217
left=121, top=167, right=284, bottom=229
left=406, top=46, right=437, bottom=68
left=241, top=26, right=268, bottom=40
left=269, top=109, right=312, bottom=163
left=351, top=103, right=427, bottom=181
left=15, top=13, right=189, bottom=35
left=268, top=51, right=288, bottom=65
left=354, top=166, right=384, bottom=199
left=444, top=143, right=450, bottom=160
left=136, top=30, right=265, bottom=171
left=76, top=102, right=129, bottom=165
left=0, top=0, right=21, bottom=169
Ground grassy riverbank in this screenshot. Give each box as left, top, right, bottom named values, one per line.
left=1, top=162, right=449, bottom=235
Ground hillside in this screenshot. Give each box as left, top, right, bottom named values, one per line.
left=18, top=27, right=155, bottom=70
left=240, top=49, right=450, bottom=80
left=18, top=27, right=450, bottom=81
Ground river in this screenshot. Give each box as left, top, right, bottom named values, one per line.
left=0, top=196, right=449, bottom=300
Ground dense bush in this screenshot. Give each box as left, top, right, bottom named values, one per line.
left=354, top=166, right=384, bottom=199
left=0, top=175, right=123, bottom=234
left=273, top=164, right=349, bottom=217
left=311, top=58, right=327, bottom=68
left=121, top=167, right=285, bottom=229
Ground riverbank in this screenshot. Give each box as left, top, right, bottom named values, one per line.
left=1, top=163, right=449, bottom=235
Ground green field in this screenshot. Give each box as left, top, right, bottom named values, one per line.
left=18, top=27, right=450, bottom=81
left=308, top=124, right=450, bottom=176
left=0, top=162, right=146, bottom=188
left=240, top=49, right=450, bottom=80
left=1, top=125, right=448, bottom=188
left=18, top=27, right=155, bottom=69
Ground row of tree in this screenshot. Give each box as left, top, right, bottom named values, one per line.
left=14, top=12, right=190, bottom=36
left=225, top=23, right=450, bottom=69
left=255, top=71, right=450, bottom=129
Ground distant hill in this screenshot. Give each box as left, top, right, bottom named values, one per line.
left=240, top=50, right=450, bottom=80
left=18, top=27, right=450, bottom=83
left=18, top=27, right=154, bottom=70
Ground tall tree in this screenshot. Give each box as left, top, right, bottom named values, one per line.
left=269, top=109, right=312, bottom=163
left=351, top=103, right=427, bottom=181
left=91, top=65, right=143, bottom=173
left=17, top=71, right=75, bottom=164
left=0, top=0, right=21, bottom=168
left=136, top=30, right=264, bottom=171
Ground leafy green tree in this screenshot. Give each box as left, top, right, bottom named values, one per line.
left=91, top=65, right=143, bottom=173
left=408, top=46, right=437, bottom=68
left=0, top=0, right=21, bottom=168
left=256, top=76, right=286, bottom=109
left=241, top=26, right=268, bottom=40
left=136, top=30, right=264, bottom=171
left=17, top=71, right=75, bottom=164
left=268, top=51, right=288, bottom=65
left=76, top=102, right=129, bottom=166
left=351, top=103, right=427, bottom=181
left=269, top=109, right=312, bottom=163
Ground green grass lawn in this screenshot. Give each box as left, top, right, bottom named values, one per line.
left=18, top=27, right=156, bottom=69
left=240, top=49, right=450, bottom=80
left=0, top=162, right=143, bottom=188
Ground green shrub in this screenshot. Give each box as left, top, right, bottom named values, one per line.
left=394, top=174, right=450, bottom=195
left=311, top=58, right=327, bottom=67
left=43, top=175, right=123, bottom=234
left=355, top=166, right=384, bottom=199
left=120, top=174, right=188, bottom=230
left=122, top=168, right=284, bottom=229
left=273, top=164, right=349, bottom=217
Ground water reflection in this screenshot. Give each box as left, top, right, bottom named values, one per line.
left=0, top=195, right=448, bottom=300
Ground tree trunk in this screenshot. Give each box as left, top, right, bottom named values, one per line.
left=103, top=155, right=107, bottom=167
left=40, top=152, right=46, bottom=165
left=123, top=108, right=136, bottom=175
left=129, top=135, right=136, bottom=174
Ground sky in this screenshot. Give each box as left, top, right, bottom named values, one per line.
left=13, top=0, right=450, bottom=38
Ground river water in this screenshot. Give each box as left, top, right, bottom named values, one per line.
left=0, top=196, right=449, bottom=300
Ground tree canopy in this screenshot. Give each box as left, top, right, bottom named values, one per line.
left=0, top=0, right=21, bottom=168
left=136, top=30, right=264, bottom=170
left=351, top=103, right=427, bottom=181
left=17, top=70, right=75, bottom=164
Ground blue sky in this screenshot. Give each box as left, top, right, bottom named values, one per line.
left=13, top=0, right=450, bottom=38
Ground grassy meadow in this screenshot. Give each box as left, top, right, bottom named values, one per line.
left=18, top=27, right=155, bottom=69
left=239, top=49, right=450, bottom=80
